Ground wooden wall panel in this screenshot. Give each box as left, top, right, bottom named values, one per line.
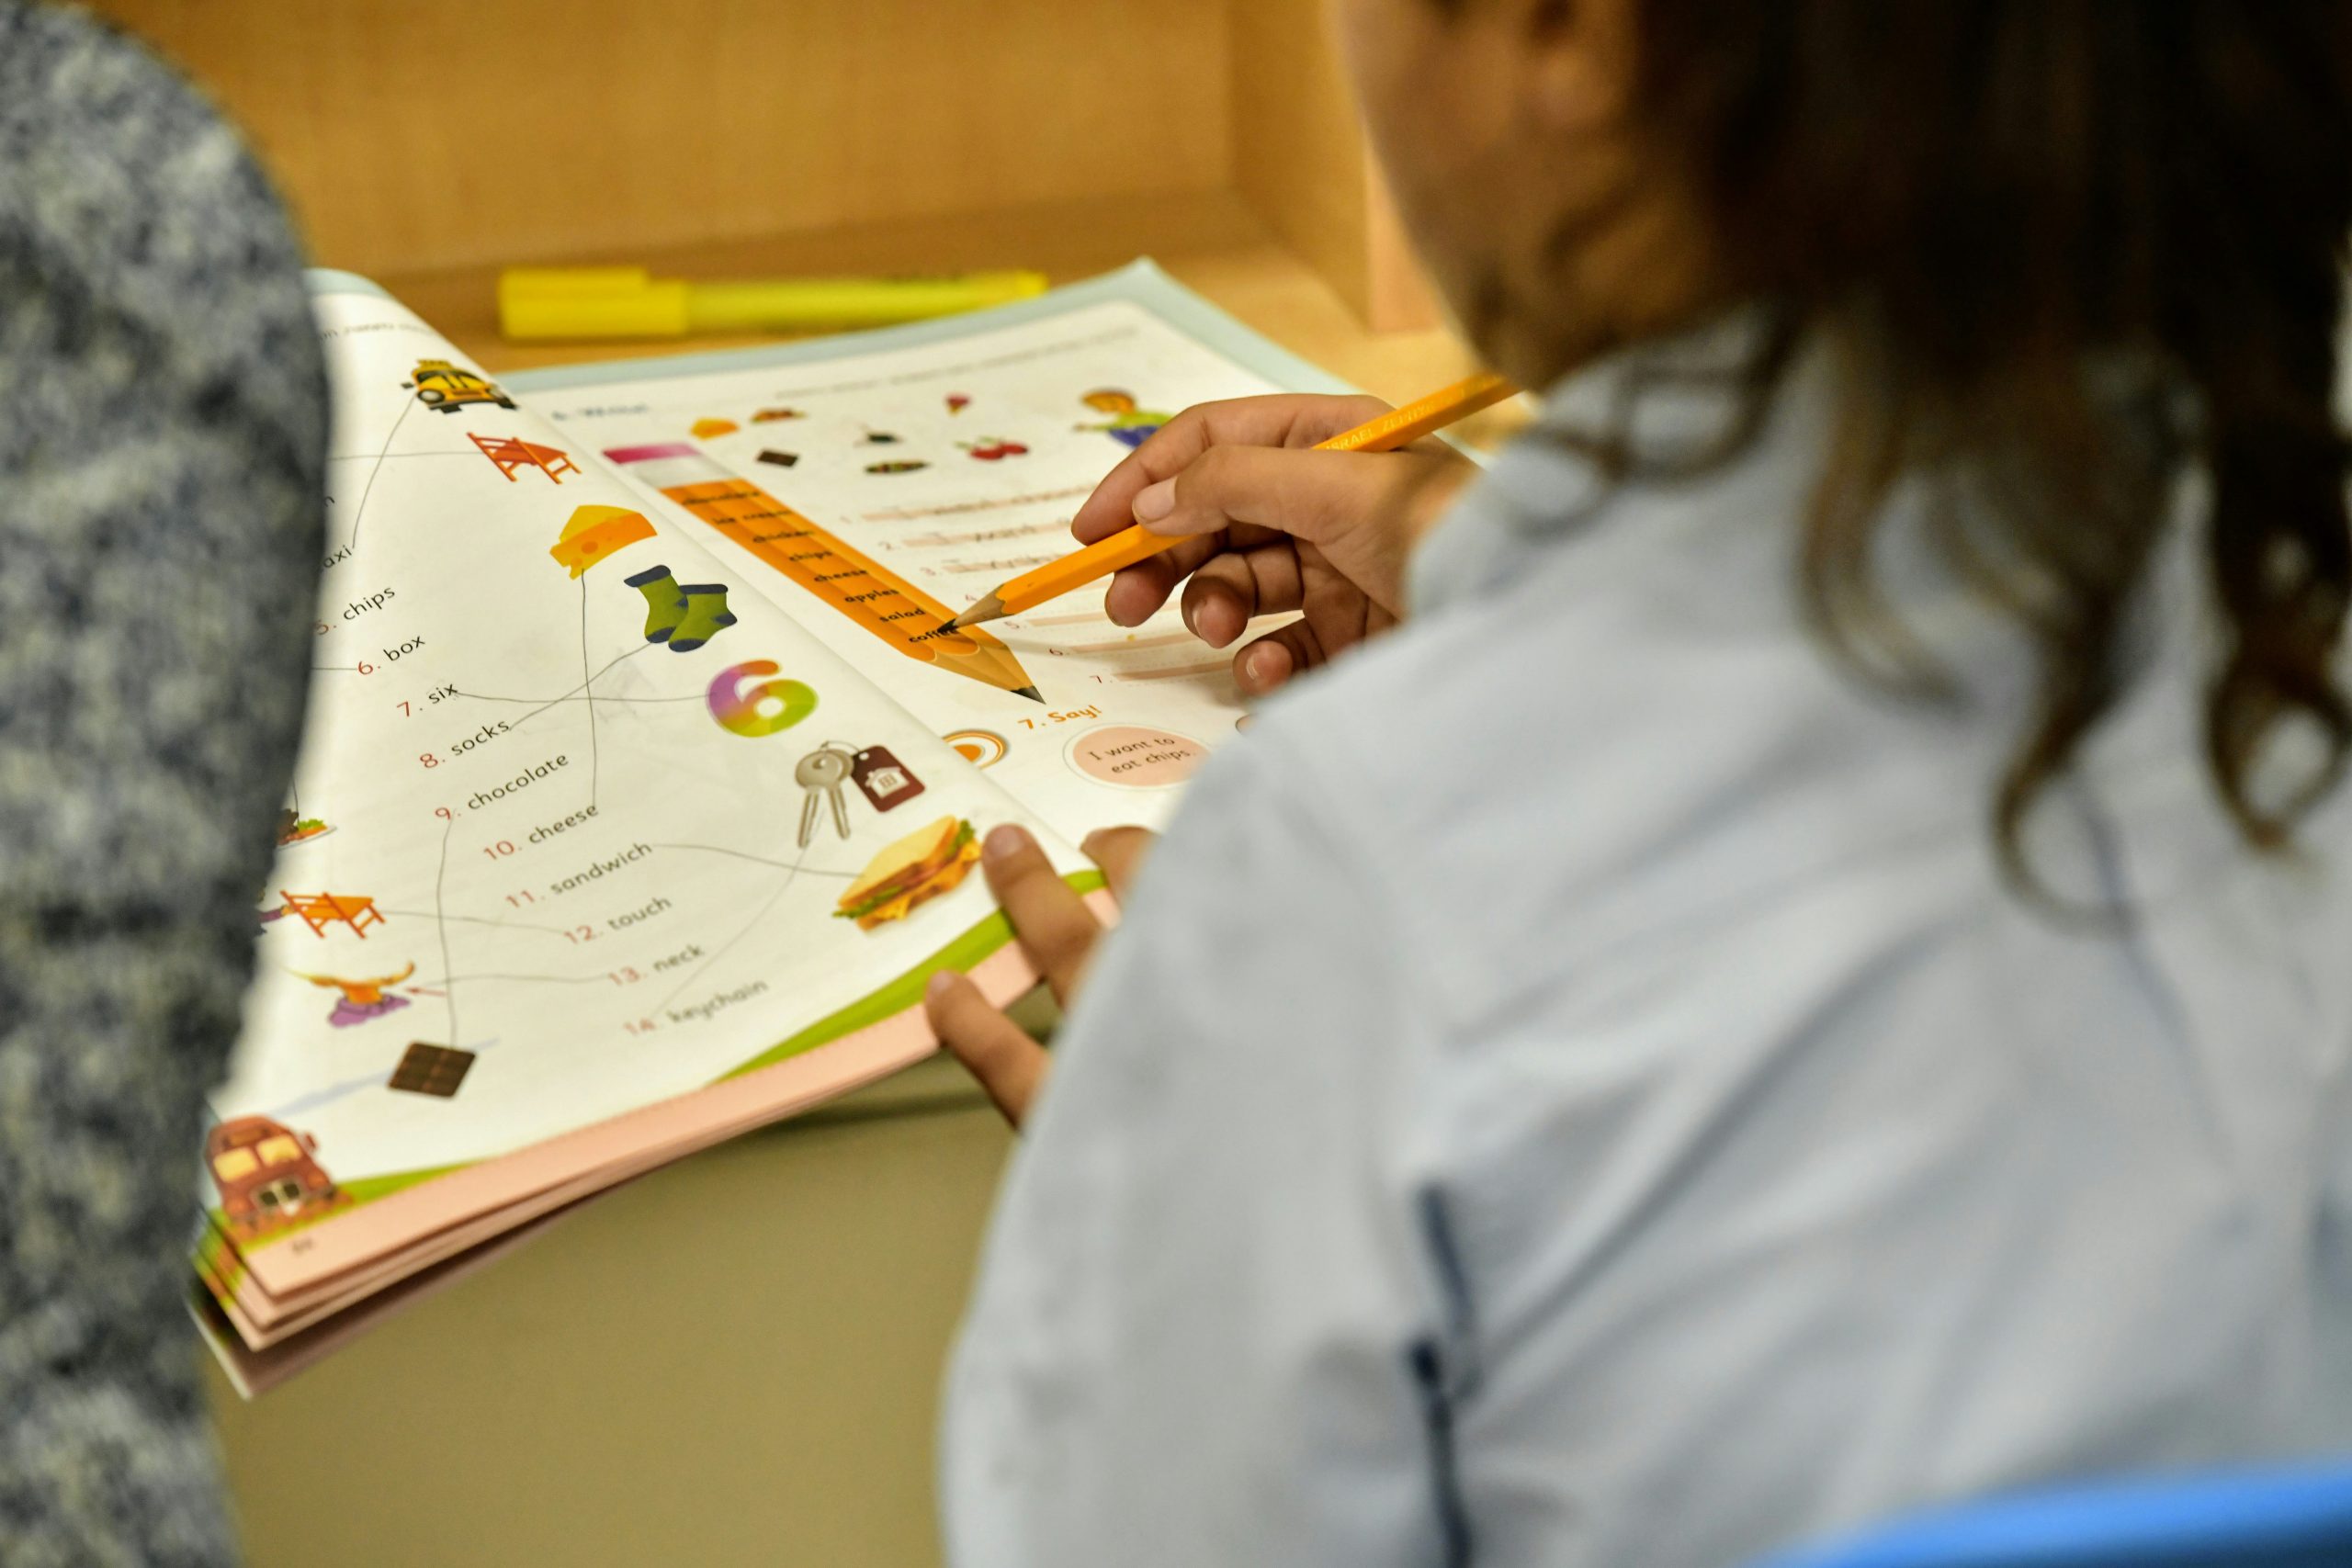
left=1227, top=0, right=1370, bottom=314
left=1363, top=160, right=1445, bottom=333
left=90, top=0, right=1233, bottom=277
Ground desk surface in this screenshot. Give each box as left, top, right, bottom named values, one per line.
left=207, top=197, right=1483, bottom=1568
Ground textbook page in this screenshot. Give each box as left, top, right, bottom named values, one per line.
left=204, top=277, right=1085, bottom=1287
left=512, top=260, right=1356, bottom=844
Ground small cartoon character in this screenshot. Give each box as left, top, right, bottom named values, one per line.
left=1077, top=389, right=1171, bottom=449
left=962, top=436, right=1029, bottom=462
left=403, top=359, right=515, bottom=413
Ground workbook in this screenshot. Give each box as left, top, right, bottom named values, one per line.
left=194, top=262, right=1351, bottom=1391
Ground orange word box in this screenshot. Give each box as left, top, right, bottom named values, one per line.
left=602, top=443, right=1039, bottom=702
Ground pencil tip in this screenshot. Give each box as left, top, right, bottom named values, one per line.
left=951, top=592, right=1007, bottom=631
left=1013, top=686, right=1046, bottom=704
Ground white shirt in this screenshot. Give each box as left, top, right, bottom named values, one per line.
left=940, top=325, right=2352, bottom=1568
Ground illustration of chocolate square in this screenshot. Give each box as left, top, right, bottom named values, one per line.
left=757, top=449, right=799, bottom=468
left=389, top=1043, right=475, bottom=1099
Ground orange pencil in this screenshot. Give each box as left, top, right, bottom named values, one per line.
left=606, top=442, right=1045, bottom=702
left=948, top=372, right=1516, bottom=629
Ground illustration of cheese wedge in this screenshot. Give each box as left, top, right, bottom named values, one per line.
left=548, top=503, right=657, bottom=578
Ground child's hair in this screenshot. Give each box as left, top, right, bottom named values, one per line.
left=1581, top=2, right=2352, bottom=880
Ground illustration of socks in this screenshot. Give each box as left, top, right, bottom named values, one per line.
left=666, top=583, right=737, bottom=652
left=628, top=564, right=687, bottom=644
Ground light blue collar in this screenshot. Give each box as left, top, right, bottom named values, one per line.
left=1409, top=310, right=1805, bottom=616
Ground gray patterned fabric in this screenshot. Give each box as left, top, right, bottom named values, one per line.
left=0, top=5, right=326, bottom=1563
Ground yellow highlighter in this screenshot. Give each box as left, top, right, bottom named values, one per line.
left=499, top=266, right=1050, bottom=341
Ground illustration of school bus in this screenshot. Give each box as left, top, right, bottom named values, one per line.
left=206, top=1115, right=351, bottom=1241
left=402, top=358, right=516, bottom=413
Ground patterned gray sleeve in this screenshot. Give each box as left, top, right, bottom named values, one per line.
left=0, top=5, right=327, bottom=1564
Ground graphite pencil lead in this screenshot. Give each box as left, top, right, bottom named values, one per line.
left=948, top=592, right=1007, bottom=631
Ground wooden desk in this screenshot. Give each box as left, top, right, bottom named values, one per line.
left=204, top=208, right=1488, bottom=1568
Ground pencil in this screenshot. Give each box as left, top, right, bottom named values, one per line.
left=603, top=443, right=1044, bottom=702
left=948, top=372, right=1516, bottom=629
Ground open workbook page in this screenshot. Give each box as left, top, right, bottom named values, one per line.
left=198, top=263, right=1349, bottom=1373
left=200, top=279, right=1099, bottom=1329
left=510, top=260, right=1353, bottom=842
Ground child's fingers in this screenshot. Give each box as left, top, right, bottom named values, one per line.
left=981, top=824, right=1103, bottom=1005
left=1136, top=450, right=1416, bottom=614
left=924, top=969, right=1046, bottom=1129
left=1080, top=826, right=1156, bottom=902
left=1070, top=446, right=1160, bottom=544
left=1235, top=618, right=1329, bottom=695
left=1182, top=542, right=1306, bottom=647
left=1069, top=394, right=1395, bottom=545
left=1103, top=538, right=1223, bottom=627
left=1103, top=562, right=1173, bottom=628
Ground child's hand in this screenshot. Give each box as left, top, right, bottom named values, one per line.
left=1070, top=394, right=1475, bottom=695
left=922, top=823, right=1154, bottom=1128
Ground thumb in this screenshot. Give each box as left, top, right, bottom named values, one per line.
left=925, top=969, right=1047, bottom=1128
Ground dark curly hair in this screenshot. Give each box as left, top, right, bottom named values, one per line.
left=1496, top=2, right=2352, bottom=885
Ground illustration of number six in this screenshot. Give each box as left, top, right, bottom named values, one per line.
left=707, top=660, right=818, bottom=738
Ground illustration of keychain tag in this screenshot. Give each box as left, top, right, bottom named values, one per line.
left=852, top=746, right=925, bottom=812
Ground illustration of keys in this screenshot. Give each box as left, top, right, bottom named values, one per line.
left=795, top=745, right=856, bottom=848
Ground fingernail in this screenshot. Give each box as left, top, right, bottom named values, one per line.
left=1245, top=644, right=1283, bottom=683
left=1133, top=478, right=1176, bottom=523
left=925, top=970, right=956, bottom=1002
left=984, top=824, right=1031, bottom=862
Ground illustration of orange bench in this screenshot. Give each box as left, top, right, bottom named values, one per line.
left=471, top=431, right=579, bottom=483
left=270, top=891, right=388, bottom=940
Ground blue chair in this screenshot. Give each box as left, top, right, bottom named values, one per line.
left=1756, top=1457, right=2352, bottom=1568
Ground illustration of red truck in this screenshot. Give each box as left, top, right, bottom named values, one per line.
left=206, top=1115, right=350, bottom=1241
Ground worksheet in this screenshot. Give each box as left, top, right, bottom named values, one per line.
left=514, top=263, right=1350, bottom=838
left=198, top=263, right=1349, bottom=1369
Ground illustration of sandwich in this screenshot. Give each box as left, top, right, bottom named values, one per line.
left=835, top=816, right=980, bottom=931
